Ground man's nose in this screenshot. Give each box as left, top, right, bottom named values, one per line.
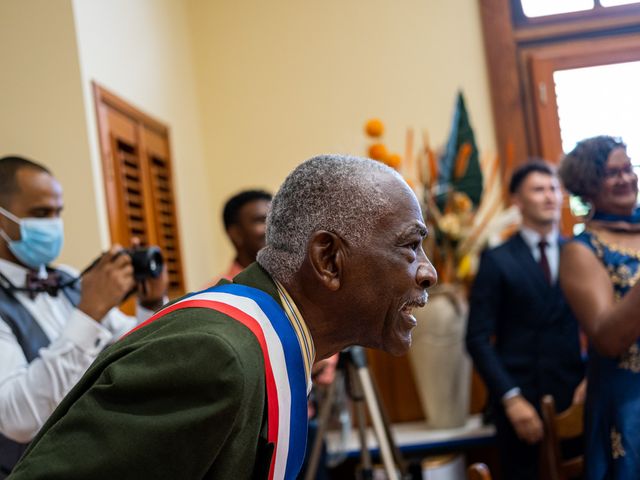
left=417, top=257, right=437, bottom=290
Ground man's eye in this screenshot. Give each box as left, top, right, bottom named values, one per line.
left=407, top=241, right=420, bottom=251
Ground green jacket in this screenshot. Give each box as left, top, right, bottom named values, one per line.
left=10, top=264, right=279, bottom=479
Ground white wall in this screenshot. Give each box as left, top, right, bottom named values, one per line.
left=72, top=0, right=218, bottom=289
left=0, top=0, right=100, bottom=267
left=186, top=0, right=496, bottom=269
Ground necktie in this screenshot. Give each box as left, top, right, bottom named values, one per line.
left=538, top=240, right=552, bottom=285
left=25, top=271, right=61, bottom=299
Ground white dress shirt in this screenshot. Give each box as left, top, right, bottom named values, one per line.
left=519, top=226, right=560, bottom=284
left=0, top=258, right=154, bottom=442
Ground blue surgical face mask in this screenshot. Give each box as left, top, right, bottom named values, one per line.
left=0, top=206, right=64, bottom=269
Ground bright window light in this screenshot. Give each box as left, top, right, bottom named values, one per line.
left=521, top=0, right=594, bottom=17
left=600, top=0, right=640, bottom=6
left=554, top=60, right=640, bottom=214
left=555, top=61, right=640, bottom=165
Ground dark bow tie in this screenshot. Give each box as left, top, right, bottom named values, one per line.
left=25, top=271, right=62, bottom=299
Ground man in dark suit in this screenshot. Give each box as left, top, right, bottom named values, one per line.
left=10, top=154, right=437, bottom=480
left=465, top=161, right=585, bottom=480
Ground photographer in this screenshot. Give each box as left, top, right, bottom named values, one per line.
left=0, top=156, right=167, bottom=477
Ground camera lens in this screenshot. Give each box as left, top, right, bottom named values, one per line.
left=128, top=246, right=163, bottom=281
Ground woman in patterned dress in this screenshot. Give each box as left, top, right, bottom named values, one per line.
left=559, top=135, right=640, bottom=479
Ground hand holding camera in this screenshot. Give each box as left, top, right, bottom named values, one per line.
left=135, top=248, right=168, bottom=311
left=127, top=239, right=168, bottom=311
left=78, top=243, right=167, bottom=321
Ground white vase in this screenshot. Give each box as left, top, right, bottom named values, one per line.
left=408, top=284, right=471, bottom=429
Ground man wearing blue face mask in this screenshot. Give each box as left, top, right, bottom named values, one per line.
left=0, top=156, right=168, bottom=478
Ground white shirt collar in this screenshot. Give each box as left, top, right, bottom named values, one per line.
left=0, top=258, right=52, bottom=288
left=0, top=258, right=30, bottom=288
left=519, top=225, right=558, bottom=250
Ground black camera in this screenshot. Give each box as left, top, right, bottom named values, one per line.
left=125, top=246, right=164, bottom=282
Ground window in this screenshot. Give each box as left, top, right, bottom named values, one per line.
left=515, top=0, right=640, bottom=21
left=480, top=0, right=640, bottom=234
left=93, top=83, right=185, bottom=301
left=520, top=0, right=594, bottom=19
left=554, top=61, right=640, bottom=163
left=601, top=0, right=640, bottom=5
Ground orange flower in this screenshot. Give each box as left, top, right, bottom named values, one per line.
left=365, top=118, right=384, bottom=138
left=439, top=213, right=462, bottom=239
left=385, top=153, right=402, bottom=170
left=368, top=143, right=388, bottom=161
left=452, top=191, right=472, bottom=213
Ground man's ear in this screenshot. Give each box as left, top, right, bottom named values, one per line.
left=307, top=231, right=345, bottom=292
left=510, top=192, right=521, bottom=209
left=226, top=225, right=243, bottom=248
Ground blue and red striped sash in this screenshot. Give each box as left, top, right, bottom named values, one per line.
left=126, top=284, right=308, bottom=480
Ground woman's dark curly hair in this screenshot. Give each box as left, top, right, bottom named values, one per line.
left=558, top=135, right=626, bottom=202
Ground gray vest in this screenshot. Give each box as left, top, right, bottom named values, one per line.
left=0, top=269, right=81, bottom=478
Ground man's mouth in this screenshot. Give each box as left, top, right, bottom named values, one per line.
left=399, top=294, right=428, bottom=325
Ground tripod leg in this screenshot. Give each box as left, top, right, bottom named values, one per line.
left=347, top=362, right=373, bottom=480
left=369, top=367, right=409, bottom=476
left=356, top=366, right=399, bottom=480
left=303, top=379, right=337, bottom=480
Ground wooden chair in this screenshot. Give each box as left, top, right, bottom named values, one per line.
left=540, top=394, right=584, bottom=480
left=467, top=462, right=492, bottom=480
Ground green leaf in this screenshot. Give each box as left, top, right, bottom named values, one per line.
left=435, top=91, right=483, bottom=210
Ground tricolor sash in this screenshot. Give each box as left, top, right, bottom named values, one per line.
left=125, top=284, right=308, bottom=480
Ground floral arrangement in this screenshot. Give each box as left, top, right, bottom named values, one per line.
left=363, top=93, right=520, bottom=284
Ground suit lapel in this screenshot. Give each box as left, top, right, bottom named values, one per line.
left=507, top=233, right=550, bottom=294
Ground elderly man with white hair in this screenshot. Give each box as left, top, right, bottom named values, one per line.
left=10, top=155, right=437, bottom=480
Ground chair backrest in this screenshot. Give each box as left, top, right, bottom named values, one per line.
left=467, top=462, right=492, bottom=480
left=540, top=394, right=584, bottom=480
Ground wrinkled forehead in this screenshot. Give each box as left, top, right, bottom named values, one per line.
left=377, top=174, right=425, bottom=224
left=380, top=171, right=420, bottom=203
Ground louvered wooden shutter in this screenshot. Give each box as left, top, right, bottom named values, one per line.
left=94, top=83, right=186, bottom=301
left=142, top=127, right=184, bottom=295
